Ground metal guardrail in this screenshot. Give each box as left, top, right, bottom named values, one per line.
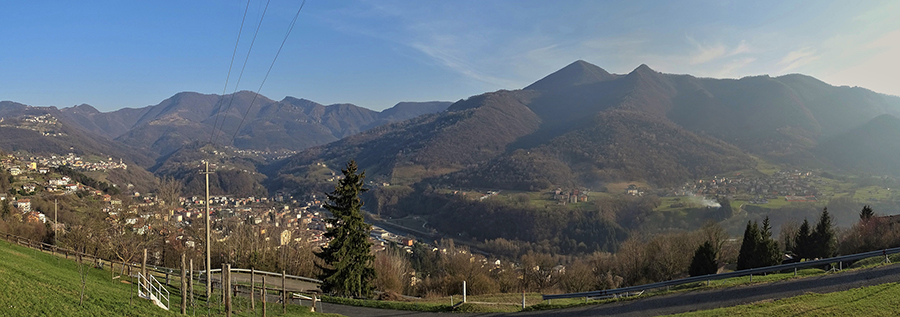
left=544, top=246, right=900, bottom=300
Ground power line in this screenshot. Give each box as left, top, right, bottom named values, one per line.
left=208, top=0, right=253, bottom=145
left=230, top=0, right=307, bottom=144
left=211, top=0, right=272, bottom=146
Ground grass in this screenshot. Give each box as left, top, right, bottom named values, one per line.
left=0, top=238, right=336, bottom=317
left=323, top=296, right=451, bottom=312
left=322, top=293, right=540, bottom=313
left=853, top=185, right=894, bottom=202
left=670, top=282, right=900, bottom=316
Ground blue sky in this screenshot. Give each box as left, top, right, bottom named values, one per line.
left=1, top=1, right=898, bottom=112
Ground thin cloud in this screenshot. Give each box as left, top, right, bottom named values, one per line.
left=687, top=37, right=750, bottom=65
left=778, top=48, right=820, bottom=72
left=728, top=40, right=751, bottom=56
left=410, top=42, right=518, bottom=88
left=716, top=57, right=757, bottom=77
left=688, top=42, right=727, bottom=65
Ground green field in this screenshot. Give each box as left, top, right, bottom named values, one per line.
left=0, top=239, right=332, bottom=316
left=672, top=282, right=900, bottom=316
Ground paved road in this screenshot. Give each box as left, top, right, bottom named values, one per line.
left=321, top=264, right=900, bottom=317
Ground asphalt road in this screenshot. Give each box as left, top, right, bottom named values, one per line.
left=321, top=263, right=900, bottom=317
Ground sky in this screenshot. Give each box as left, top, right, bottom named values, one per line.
left=1, top=0, right=898, bottom=112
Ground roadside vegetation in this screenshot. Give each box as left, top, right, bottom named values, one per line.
left=672, top=282, right=900, bottom=316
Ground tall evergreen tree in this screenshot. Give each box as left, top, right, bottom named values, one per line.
left=860, top=205, right=875, bottom=221
left=811, top=207, right=837, bottom=259
left=737, top=221, right=760, bottom=270
left=689, top=241, right=718, bottom=276
left=794, top=219, right=813, bottom=260
left=737, top=218, right=781, bottom=270
left=315, top=160, right=376, bottom=298
left=759, top=216, right=781, bottom=267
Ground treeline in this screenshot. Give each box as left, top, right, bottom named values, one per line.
left=367, top=186, right=654, bottom=256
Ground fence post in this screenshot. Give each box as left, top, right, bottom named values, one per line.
left=463, top=280, right=467, bottom=303
left=225, top=264, right=231, bottom=317
left=251, top=268, right=255, bottom=310
left=221, top=264, right=227, bottom=305
left=141, top=249, right=147, bottom=282
left=282, top=270, right=286, bottom=314
left=262, top=275, right=267, bottom=317
left=181, top=254, right=187, bottom=315
left=189, top=259, right=194, bottom=311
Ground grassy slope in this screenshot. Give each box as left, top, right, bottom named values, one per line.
left=0, top=239, right=334, bottom=317
left=671, top=282, right=900, bottom=316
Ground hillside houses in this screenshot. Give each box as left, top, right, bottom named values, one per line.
left=678, top=170, right=821, bottom=199
left=554, top=188, right=589, bottom=204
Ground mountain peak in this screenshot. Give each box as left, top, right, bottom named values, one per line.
left=67, top=104, right=100, bottom=114
left=525, top=60, right=615, bottom=91
left=630, top=64, right=656, bottom=75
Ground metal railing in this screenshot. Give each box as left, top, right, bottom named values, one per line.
left=202, top=267, right=323, bottom=284
left=138, top=272, right=170, bottom=310
left=544, top=246, right=900, bottom=300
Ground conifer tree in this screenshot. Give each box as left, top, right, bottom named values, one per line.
left=860, top=205, right=875, bottom=221
left=794, top=219, right=813, bottom=260
left=737, top=218, right=781, bottom=270
left=689, top=241, right=718, bottom=276
left=737, top=221, right=759, bottom=270
left=315, top=160, right=376, bottom=298
left=759, top=216, right=781, bottom=267
left=812, top=207, right=836, bottom=259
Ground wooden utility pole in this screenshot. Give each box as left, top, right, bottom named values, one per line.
left=181, top=254, right=187, bottom=314
left=250, top=268, right=255, bottom=310
left=203, top=161, right=212, bottom=300
left=282, top=270, right=286, bottom=314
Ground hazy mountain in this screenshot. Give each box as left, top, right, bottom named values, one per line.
left=54, top=91, right=451, bottom=158
left=272, top=60, right=900, bottom=193
left=816, top=114, right=900, bottom=175
left=0, top=101, right=155, bottom=166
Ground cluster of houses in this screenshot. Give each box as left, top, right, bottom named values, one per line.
left=0, top=114, right=65, bottom=137
left=554, top=188, right=590, bottom=204
left=4, top=153, right=127, bottom=175
left=675, top=170, right=821, bottom=202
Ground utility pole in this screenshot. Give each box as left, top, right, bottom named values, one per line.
left=203, top=161, right=213, bottom=300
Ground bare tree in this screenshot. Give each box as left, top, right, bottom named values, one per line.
left=374, top=247, right=413, bottom=294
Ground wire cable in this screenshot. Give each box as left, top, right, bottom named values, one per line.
left=230, top=0, right=307, bottom=144
left=208, top=0, right=253, bottom=145
left=211, top=0, right=272, bottom=146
